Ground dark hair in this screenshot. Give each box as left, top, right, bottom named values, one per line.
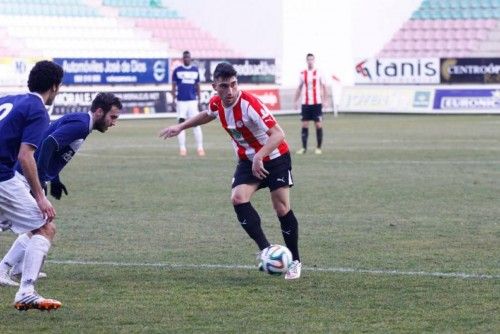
left=28, top=60, right=64, bottom=94
left=306, top=53, right=314, bottom=58
left=91, top=93, right=122, bottom=114
left=182, top=50, right=191, bottom=56
left=212, top=62, right=237, bottom=81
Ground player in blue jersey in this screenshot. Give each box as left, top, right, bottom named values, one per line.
left=0, top=93, right=121, bottom=298
left=0, top=60, right=64, bottom=311
left=171, top=50, right=205, bottom=156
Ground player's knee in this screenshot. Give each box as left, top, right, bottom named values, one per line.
left=178, top=118, right=185, bottom=124
left=33, top=222, right=56, bottom=240
left=231, top=193, right=248, bottom=206
left=273, top=202, right=290, bottom=217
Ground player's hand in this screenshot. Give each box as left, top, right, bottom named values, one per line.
left=252, top=156, right=269, bottom=180
left=294, top=101, right=299, bottom=110
left=159, top=125, right=182, bottom=139
left=50, top=180, right=68, bottom=200
left=35, top=195, right=56, bottom=223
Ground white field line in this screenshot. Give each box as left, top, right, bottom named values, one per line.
left=76, top=152, right=500, bottom=165
left=46, top=259, right=499, bottom=280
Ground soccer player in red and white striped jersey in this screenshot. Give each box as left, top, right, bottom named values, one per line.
left=160, top=62, right=302, bottom=279
left=294, top=53, right=328, bottom=155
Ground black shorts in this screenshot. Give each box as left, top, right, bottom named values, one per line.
left=232, top=153, right=293, bottom=192
left=301, top=104, right=323, bottom=122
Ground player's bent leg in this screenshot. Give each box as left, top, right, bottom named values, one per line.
left=270, top=187, right=302, bottom=280
left=0, top=233, right=30, bottom=287
left=14, top=222, right=60, bottom=311
left=232, top=184, right=270, bottom=251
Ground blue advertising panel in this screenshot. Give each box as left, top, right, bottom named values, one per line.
left=54, top=58, right=169, bottom=85
left=52, top=91, right=169, bottom=115
left=434, top=89, right=500, bottom=110
left=170, top=58, right=276, bottom=84
left=440, top=58, right=500, bottom=84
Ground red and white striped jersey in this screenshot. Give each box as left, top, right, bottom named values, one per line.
left=207, top=91, right=289, bottom=161
left=299, top=69, right=324, bottom=105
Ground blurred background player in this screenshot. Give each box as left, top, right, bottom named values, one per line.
left=160, top=63, right=302, bottom=279
left=0, top=60, right=63, bottom=311
left=294, top=53, right=328, bottom=155
left=0, top=93, right=121, bottom=288
left=171, top=50, right=205, bottom=156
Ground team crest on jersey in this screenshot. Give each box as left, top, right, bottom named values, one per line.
left=228, top=128, right=242, bottom=140
left=236, top=120, right=243, bottom=128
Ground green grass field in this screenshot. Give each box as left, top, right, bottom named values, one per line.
left=1, top=114, right=499, bottom=333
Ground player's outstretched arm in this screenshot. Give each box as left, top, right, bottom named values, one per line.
left=159, top=111, right=215, bottom=139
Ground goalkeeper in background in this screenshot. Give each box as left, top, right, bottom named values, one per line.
left=0, top=93, right=121, bottom=290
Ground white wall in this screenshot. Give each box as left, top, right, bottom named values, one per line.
left=351, top=0, right=422, bottom=59
left=281, top=0, right=353, bottom=88
left=166, top=0, right=423, bottom=86
left=166, top=0, right=282, bottom=59
left=281, top=0, right=422, bottom=87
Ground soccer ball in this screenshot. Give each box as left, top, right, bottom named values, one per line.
left=259, top=244, right=293, bottom=275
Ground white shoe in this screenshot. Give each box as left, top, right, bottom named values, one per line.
left=197, top=148, right=206, bottom=157
left=256, top=249, right=265, bottom=272
left=285, top=260, right=302, bottom=280
left=296, top=148, right=306, bottom=155
left=0, top=270, right=20, bottom=287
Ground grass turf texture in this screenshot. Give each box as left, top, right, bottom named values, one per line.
left=1, top=114, right=499, bottom=333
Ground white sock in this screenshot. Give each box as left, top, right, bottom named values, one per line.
left=193, top=126, right=203, bottom=150
left=11, top=257, right=25, bottom=277
left=178, top=130, right=186, bottom=150
left=17, top=234, right=50, bottom=297
left=0, top=233, right=30, bottom=274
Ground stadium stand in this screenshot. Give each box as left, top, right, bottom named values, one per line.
left=379, top=0, right=500, bottom=57
left=0, top=0, right=239, bottom=58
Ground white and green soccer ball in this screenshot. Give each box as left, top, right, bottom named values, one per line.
left=259, top=244, right=293, bottom=275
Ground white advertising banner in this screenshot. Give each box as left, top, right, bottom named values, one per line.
left=340, top=86, right=434, bottom=113
left=0, top=58, right=40, bottom=86
left=354, top=58, right=440, bottom=84
left=340, top=85, right=500, bottom=114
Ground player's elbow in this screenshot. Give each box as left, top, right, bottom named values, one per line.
left=17, top=146, right=34, bottom=164
left=275, top=126, right=285, bottom=141
left=278, top=130, right=285, bottom=142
